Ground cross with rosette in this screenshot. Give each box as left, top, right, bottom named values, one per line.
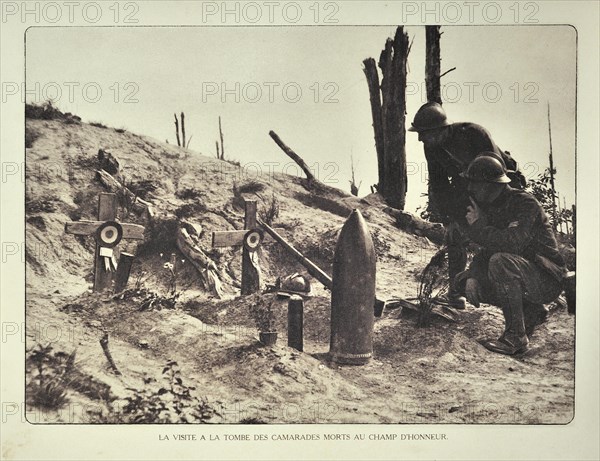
left=64, top=193, right=145, bottom=292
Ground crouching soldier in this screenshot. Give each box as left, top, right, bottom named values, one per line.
left=455, top=156, right=566, bottom=355
left=408, top=102, right=526, bottom=309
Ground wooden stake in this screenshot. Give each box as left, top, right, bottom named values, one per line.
left=287, top=295, right=304, bottom=351
left=100, top=333, right=121, bottom=376
left=114, top=252, right=134, bottom=293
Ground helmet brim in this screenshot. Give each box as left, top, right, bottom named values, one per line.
left=408, top=120, right=451, bottom=133
left=461, top=172, right=512, bottom=184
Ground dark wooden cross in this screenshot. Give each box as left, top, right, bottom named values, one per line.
left=211, top=199, right=284, bottom=295
left=64, top=193, right=145, bottom=292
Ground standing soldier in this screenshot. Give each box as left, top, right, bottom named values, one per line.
left=408, top=102, right=525, bottom=308
left=456, top=156, right=566, bottom=354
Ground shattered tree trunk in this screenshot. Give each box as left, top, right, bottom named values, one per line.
left=181, top=112, right=186, bottom=149
left=378, top=26, right=410, bottom=210
left=218, top=116, right=225, bottom=160
left=363, top=58, right=385, bottom=192
left=424, top=25, right=444, bottom=220
left=425, top=26, right=442, bottom=104
left=174, top=113, right=181, bottom=147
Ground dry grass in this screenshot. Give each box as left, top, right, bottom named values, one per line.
left=258, top=192, right=280, bottom=226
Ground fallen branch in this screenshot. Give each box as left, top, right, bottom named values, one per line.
left=176, top=221, right=224, bottom=299
left=269, top=130, right=315, bottom=182
left=99, top=333, right=122, bottom=376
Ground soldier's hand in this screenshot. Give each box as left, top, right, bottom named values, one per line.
left=466, top=197, right=481, bottom=225
left=465, top=278, right=482, bottom=307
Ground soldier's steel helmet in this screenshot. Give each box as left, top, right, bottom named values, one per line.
left=463, top=155, right=511, bottom=184
left=408, top=102, right=451, bottom=132
left=281, top=274, right=311, bottom=293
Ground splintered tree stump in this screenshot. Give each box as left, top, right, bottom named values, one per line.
left=174, top=113, right=181, bottom=147
left=363, top=57, right=385, bottom=191
left=181, top=112, right=186, bottom=148
left=97, top=149, right=120, bottom=175
left=363, top=26, right=410, bottom=210
left=378, top=27, right=410, bottom=210
left=218, top=116, right=225, bottom=160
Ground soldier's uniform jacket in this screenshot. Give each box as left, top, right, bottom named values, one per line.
left=425, top=122, right=522, bottom=222
left=465, top=187, right=566, bottom=283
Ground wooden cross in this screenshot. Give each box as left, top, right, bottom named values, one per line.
left=64, top=193, right=145, bottom=292
left=211, top=199, right=284, bottom=295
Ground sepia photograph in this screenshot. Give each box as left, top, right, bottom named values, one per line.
left=2, top=1, right=599, bottom=460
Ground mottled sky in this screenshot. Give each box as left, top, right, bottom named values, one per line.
left=26, top=25, right=576, bottom=211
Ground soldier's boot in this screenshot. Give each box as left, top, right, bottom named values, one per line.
left=523, top=302, right=549, bottom=336
left=443, top=239, right=468, bottom=310
left=482, top=283, right=529, bottom=355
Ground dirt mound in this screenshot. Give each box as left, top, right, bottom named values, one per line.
left=25, top=116, right=575, bottom=424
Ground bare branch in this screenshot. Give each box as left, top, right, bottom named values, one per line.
left=440, top=67, right=457, bottom=78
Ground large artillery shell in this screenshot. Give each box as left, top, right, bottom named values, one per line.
left=329, top=209, right=376, bottom=365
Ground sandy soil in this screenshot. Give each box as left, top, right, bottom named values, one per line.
left=24, top=118, right=575, bottom=424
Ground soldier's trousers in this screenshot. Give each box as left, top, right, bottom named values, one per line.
left=473, top=252, right=563, bottom=340
left=446, top=221, right=469, bottom=293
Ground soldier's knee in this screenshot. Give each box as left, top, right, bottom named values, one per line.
left=488, top=253, right=520, bottom=281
